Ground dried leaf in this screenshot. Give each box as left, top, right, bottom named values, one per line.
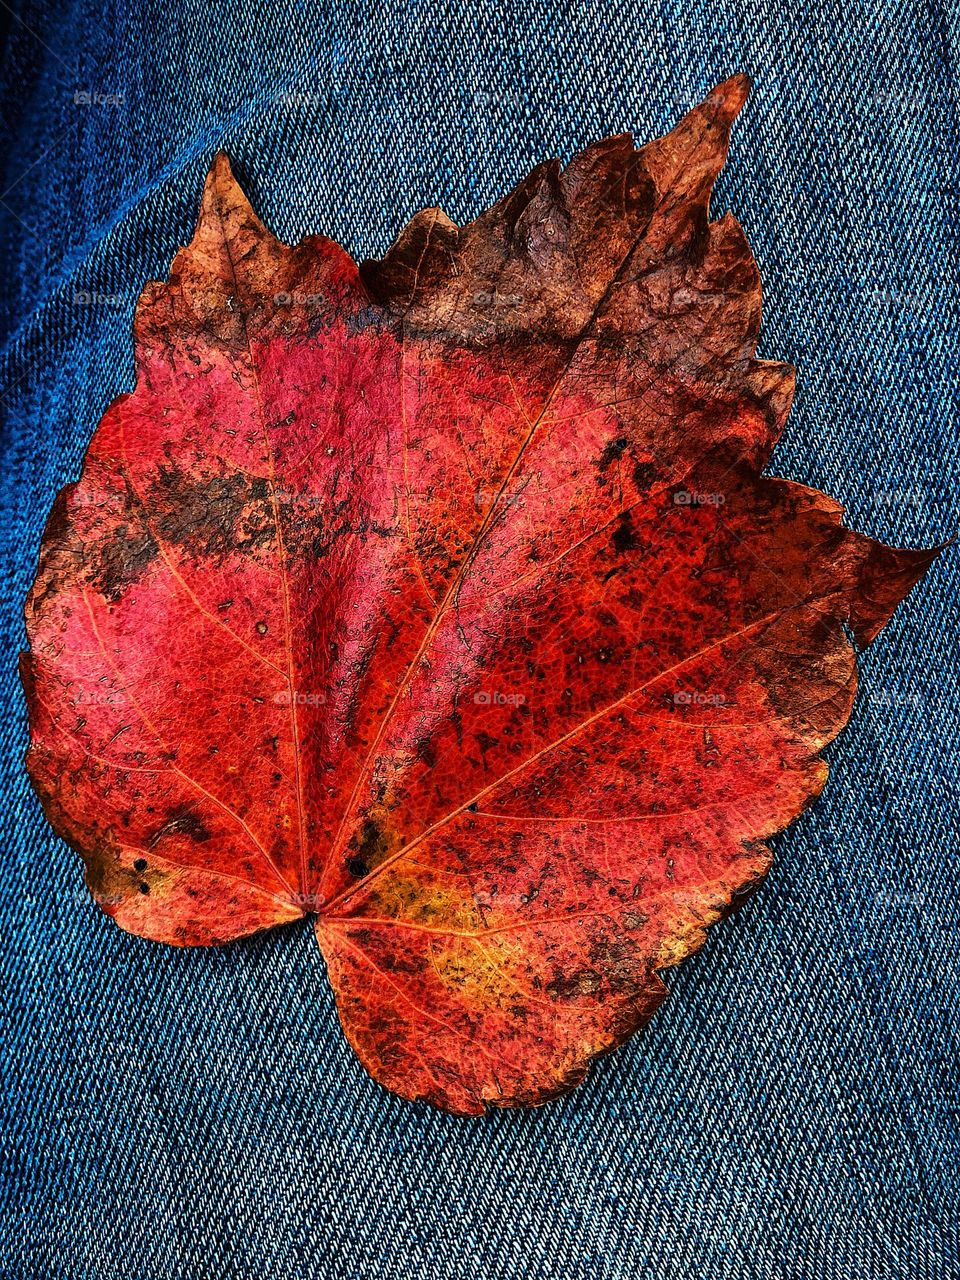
left=22, top=76, right=938, bottom=1113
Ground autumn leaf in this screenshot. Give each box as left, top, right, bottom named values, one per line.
left=22, top=75, right=938, bottom=1114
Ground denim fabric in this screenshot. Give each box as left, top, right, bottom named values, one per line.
left=1, top=2, right=957, bottom=1277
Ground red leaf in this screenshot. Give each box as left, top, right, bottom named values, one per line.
left=22, top=76, right=939, bottom=1112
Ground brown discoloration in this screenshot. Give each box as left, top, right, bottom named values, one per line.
left=148, top=805, right=212, bottom=847
left=345, top=817, right=393, bottom=879
left=149, top=468, right=276, bottom=560
left=88, top=523, right=160, bottom=601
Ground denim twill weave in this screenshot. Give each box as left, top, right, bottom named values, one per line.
left=0, top=2, right=957, bottom=1278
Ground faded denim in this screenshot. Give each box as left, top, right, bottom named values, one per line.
left=0, top=1, right=957, bottom=1277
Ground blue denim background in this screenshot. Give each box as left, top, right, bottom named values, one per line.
left=1, top=2, right=957, bottom=1277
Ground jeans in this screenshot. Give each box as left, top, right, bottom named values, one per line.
left=1, top=1, right=956, bottom=1277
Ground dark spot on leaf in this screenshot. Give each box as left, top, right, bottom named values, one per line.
left=150, top=467, right=276, bottom=560
left=597, top=436, right=628, bottom=470
left=148, top=805, right=211, bottom=847
left=632, top=460, right=658, bottom=491
left=347, top=818, right=392, bottom=875
left=89, top=524, right=160, bottom=601
left=612, top=513, right=637, bottom=554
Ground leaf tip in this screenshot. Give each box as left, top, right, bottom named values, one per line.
left=206, top=148, right=236, bottom=187
left=850, top=538, right=947, bottom=646
left=196, top=150, right=264, bottom=238
left=695, top=73, right=753, bottom=127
